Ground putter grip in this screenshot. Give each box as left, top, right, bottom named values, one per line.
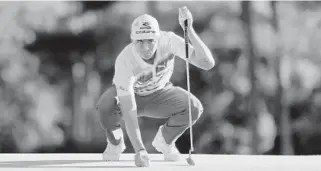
left=184, top=20, right=189, bottom=59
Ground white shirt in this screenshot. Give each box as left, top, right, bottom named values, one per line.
left=113, top=31, right=194, bottom=97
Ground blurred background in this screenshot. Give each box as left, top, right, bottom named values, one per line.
left=0, top=1, right=321, bottom=155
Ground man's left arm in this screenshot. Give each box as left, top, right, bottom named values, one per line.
left=175, top=6, right=215, bottom=71
left=187, top=27, right=215, bottom=70
left=170, top=29, right=215, bottom=71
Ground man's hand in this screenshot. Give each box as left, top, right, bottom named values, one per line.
left=179, top=6, right=193, bottom=29
left=135, top=150, right=150, bottom=167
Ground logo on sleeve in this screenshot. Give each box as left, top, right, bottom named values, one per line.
left=117, top=86, right=128, bottom=92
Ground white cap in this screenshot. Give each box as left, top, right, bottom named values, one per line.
left=130, top=14, right=160, bottom=40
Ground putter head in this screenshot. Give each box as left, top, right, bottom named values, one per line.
left=186, top=157, right=195, bottom=166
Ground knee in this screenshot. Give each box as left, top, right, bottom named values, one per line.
left=100, top=110, right=122, bottom=131
left=96, top=86, right=122, bottom=130
left=96, top=86, right=117, bottom=114
left=190, top=97, right=203, bottom=122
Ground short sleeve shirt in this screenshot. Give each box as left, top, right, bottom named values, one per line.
left=113, top=31, right=194, bottom=97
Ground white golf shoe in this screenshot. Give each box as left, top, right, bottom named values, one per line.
left=152, top=126, right=181, bottom=161
left=103, top=129, right=126, bottom=161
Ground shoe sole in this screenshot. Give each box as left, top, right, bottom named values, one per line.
left=152, top=141, right=180, bottom=162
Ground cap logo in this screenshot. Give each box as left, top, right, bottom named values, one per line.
left=140, top=22, right=152, bottom=29
left=136, top=30, right=156, bottom=34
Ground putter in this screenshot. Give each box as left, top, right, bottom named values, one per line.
left=184, top=19, right=195, bottom=166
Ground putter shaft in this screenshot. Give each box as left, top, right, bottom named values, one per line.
left=184, top=19, right=194, bottom=154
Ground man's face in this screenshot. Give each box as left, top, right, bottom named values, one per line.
left=133, top=39, right=158, bottom=60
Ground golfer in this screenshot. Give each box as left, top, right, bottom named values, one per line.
left=96, top=6, right=215, bottom=167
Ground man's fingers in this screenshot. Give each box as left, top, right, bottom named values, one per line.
left=179, top=6, right=189, bottom=15
left=179, top=6, right=192, bottom=26
left=136, top=159, right=150, bottom=167
left=142, top=156, right=150, bottom=167
left=179, top=6, right=188, bottom=12
left=140, top=155, right=150, bottom=167
left=135, top=152, right=150, bottom=167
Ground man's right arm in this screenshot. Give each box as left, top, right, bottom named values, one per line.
left=118, top=93, right=146, bottom=152
left=114, top=59, right=146, bottom=153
